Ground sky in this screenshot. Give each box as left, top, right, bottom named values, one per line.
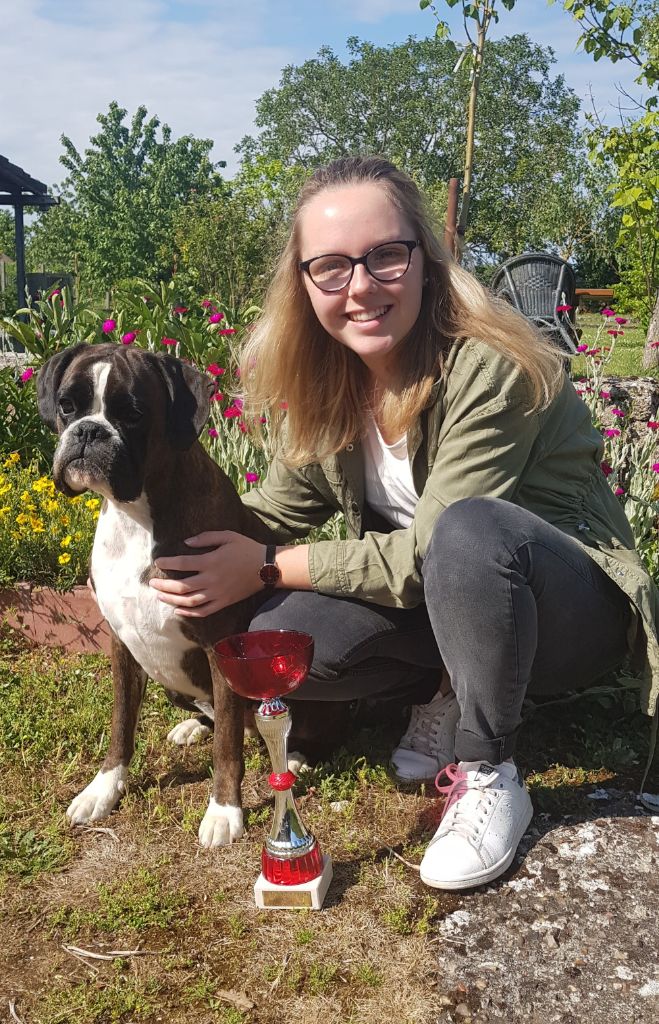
left=1, top=0, right=645, bottom=191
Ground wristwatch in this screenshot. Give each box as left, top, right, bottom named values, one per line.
left=258, top=543, right=281, bottom=592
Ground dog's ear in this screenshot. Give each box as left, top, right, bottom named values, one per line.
left=37, top=343, right=90, bottom=432
left=157, top=355, right=213, bottom=450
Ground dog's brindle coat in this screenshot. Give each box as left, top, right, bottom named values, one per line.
left=37, top=342, right=302, bottom=847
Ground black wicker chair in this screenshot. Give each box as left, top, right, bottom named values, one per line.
left=491, top=252, right=579, bottom=355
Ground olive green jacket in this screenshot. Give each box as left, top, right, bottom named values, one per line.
left=243, top=338, right=659, bottom=719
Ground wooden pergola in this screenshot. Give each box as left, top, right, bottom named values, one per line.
left=0, top=154, right=58, bottom=307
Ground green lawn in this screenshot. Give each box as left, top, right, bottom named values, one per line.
left=571, top=311, right=656, bottom=379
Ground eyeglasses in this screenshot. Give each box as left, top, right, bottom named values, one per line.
left=299, top=240, right=421, bottom=293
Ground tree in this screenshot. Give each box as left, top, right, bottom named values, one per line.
left=236, top=36, right=602, bottom=265
left=173, top=157, right=306, bottom=308
left=0, top=210, right=14, bottom=259
left=32, top=102, right=222, bottom=298
left=557, top=0, right=659, bottom=361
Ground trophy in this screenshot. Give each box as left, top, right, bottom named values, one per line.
left=214, top=629, right=333, bottom=910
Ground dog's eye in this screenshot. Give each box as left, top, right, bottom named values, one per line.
left=59, top=398, right=75, bottom=416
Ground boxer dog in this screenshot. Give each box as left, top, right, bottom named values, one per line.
left=37, top=342, right=284, bottom=847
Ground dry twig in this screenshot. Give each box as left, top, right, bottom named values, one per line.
left=9, top=1001, right=26, bottom=1024
left=62, top=944, right=157, bottom=961
left=386, top=847, right=421, bottom=873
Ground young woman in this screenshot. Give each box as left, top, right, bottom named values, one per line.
left=150, top=156, right=659, bottom=891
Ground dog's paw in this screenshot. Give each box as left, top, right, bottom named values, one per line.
left=287, top=750, right=311, bottom=775
left=67, top=766, right=127, bottom=825
left=167, top=718, right=213, bottom=746
left=198, top=799, right=244, bottom=848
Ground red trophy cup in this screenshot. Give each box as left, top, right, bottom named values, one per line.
left=214, top=630, right=333, bottom=910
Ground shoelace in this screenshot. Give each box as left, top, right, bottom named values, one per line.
left=402, top=694, right=453, bottom=753
left=433, top=762, right=496, bottom=843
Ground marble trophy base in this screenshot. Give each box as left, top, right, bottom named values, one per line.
left=254, top=855, right=333, bottom=910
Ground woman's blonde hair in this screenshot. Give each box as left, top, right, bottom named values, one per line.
left=241, top=156, right=564, bottom=465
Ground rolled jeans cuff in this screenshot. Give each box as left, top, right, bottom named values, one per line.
left=454, top=726, right=518, bottom=765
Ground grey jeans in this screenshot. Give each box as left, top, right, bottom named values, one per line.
left=250, top=497, right=632, bottom=763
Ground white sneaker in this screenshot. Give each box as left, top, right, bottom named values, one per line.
left=391, top=689, right=460, bottom=781
left=419, top=760, right=533, bottom=890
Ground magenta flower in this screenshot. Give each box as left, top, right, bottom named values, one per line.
left=648, top=421, right=659, bottom=430
left=615, top=317, right=627, bottom=325
left=233, top=397, right=244, bottom=411
left=599, top=390, right=611, bottom=399
left=173, top=306, right=188, bottom=314
left=239, top=421, right=247, bottom=433
left=50, top=288, right=61, bottom=297
left=556, top=304, right=572, bottom=313
left=607, top=329, right=622, bottom=337
left=604, top=428, right=621, bottom=437
left=211, top=391, right=224, bottom=401
left=219, top=328, right=236, bottom=336
left=201, top=299, right=213, bottom=308
left=614, top=487, right=625, bottom=496
left=207, top=364, right=225, bottom=376
left=576, top=389, right=585, bottom=396
left=209, top=313, right=224, bottom=324
left=576, top=344, right=589, bottom=352
left=652, top=463, right=659, bottom=473
left=245, top=471, right=259, bottom=483
left=208, top=427, right=219, bottom=439
left=587, top=348, right=601, bottom=356
left=102, top=319, right=116, bottom=333
left=121, top=331, right=137, bottom=345
left=602, top=308, right=616, bottom=317
left=650, top=341, right=659, bottom=350
left=601, top=461, right=613, bottom=477
left=223, top=405, right=241, bottom=418
left=20, top=367, right=34, bottom=382
left=611, top=408, right=625, bottom=417
left=161, top=337, right=177, bottom=346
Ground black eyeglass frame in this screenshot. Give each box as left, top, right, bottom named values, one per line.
left=299, top=239, right=421, bottom=292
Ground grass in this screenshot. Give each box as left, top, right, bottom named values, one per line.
left=571, top=311, right=655, bottom=379
left=1, top=620, right=656, bottom=1024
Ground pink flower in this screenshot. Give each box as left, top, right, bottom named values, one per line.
left=102, top=319, right=116, bottom=333
left=20, top=367, right=34, bottom=382
left=615, top=317, right=627, bottom=325
left=602, top=308, right=616, bottom=317
left=201, top=299, right=213, bottom=308
left=587, top=348, right=601, bottom=356
left=611, top=408, right=625, bottom=417
left=211, top=391, right=224, bottom=401
left=245, top=471, right=259, bottom=483
left=121, top=331, right=137, bottom=345
left=599, top=390, right=611, bottom=399
left=208, top=428, right=219, bottom=439
left=556, top=304, right=572, bottom=312
left=259, top=416, right=267, bottom=424
left=651, top=341, right=659, bottom=349
left=218, top=328, right=236, bottom=335
left=207, top=363, right=225, bottom=376
left=173, top=306, right=188, bottom=314
left=604, top=428, right=621, bottom=437
left=239, top=421, right=247, bottom=433
left=576, top=344, right=589, bottom=352
left=223, top=405, right=241, bottom=418
left=614, top=487, right=625, bottom=496
left=648, top=421, right=659, bottom=430
left=50, top=288, right=61, bottom=297
left=161, top=337, right=177, bottom=346
left=601, top=461, right=614, bottom=476
left=607, top=329, right=622, bottom=337
left=652, top=463, right=659, bottom=473
left=233, top=397, right=244, bottom=411
left=209, top=313, right=224, bottom=324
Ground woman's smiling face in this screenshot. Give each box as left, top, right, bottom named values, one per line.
left=298, top=182, right=425, bottom=383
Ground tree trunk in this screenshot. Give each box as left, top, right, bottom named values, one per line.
left=642, top=290, right=659, bottom=370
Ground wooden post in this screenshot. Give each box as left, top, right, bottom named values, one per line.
left=14, top=201, right=26, bottom=307
left=444, top=178, right=460, bottom=259
left=456, top=6, right=492, bottom=264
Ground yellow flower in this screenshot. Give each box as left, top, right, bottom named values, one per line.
left=69, top=495, right=83, bottom=505
left=59, top=514, right=70, bottom=526
left=0, top=482, right=11, bottom=496
left=15, top=512, right=30, bottom=525
left=0, top=506, right=10, bottom=517
left=58, top=552, right=72, bottom=565
left=42, top=498, right=59, bottom=513
left=85, top=497, right=101, bottom=510
left=32, top=476, right=53, bottom=493
left=74, top=531, right=82, bottom=541
left=30, top=516, right=45, bottom=533
left=3, top=452, right=20, bottom=468
left=60, top=535, right=72, bottom=548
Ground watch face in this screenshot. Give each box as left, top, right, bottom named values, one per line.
left=259, top=562, right=280, bottom=587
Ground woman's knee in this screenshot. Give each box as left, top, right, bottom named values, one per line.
left=424, top=497, right=508, bottom=569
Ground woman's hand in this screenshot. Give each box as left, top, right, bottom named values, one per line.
left=149, top=531, right=267, bottom=617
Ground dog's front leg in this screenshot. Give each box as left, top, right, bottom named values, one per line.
left=67, top=636, right=147, bottom=825
left=198, top=654, right=245, bottom=847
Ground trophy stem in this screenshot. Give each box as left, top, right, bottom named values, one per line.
left=255, top=697, right=324, bottom=884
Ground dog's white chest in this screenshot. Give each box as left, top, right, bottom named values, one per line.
left=91, top=501, right=203, bottom=697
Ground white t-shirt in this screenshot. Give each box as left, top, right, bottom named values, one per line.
left=362, top=416, right=419, bottom=529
